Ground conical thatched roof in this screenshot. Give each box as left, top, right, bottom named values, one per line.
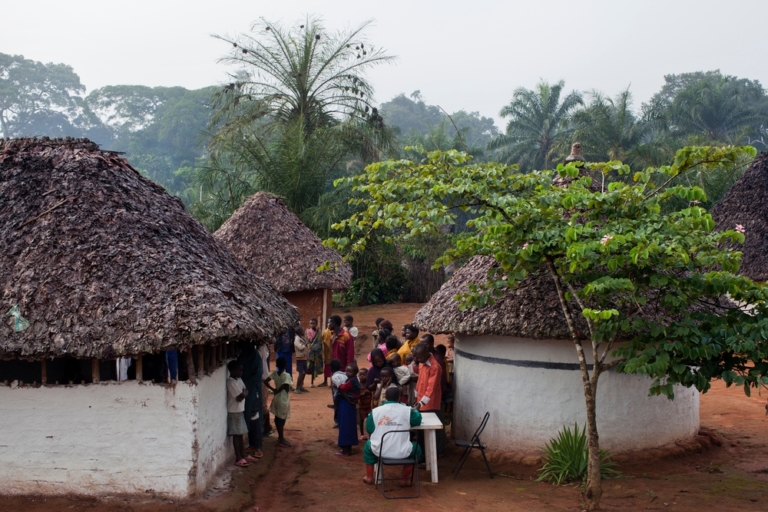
left=711, top=151, right=768, bottom=282
left=414, top=256, right=588, bottom=338
left=0, top=138, right=298, bottom=360
left=214, top=192, right=352, bottom=293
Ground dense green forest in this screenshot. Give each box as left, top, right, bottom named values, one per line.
left=3, top=18, right=768, bottom=305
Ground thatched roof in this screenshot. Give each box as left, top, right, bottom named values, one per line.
left=214, top=192, right=352, bottom=293
left=711, top=151, right=768, bottom=282
left=0, top=138, right=298, bottom=360
left=414, top=256, right=588, bottom=338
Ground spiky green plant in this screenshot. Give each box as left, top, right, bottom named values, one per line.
left=536, top=424, right=619, bottom=485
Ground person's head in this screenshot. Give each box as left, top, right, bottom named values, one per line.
left=309, top=318, right=318, bottom=330
left=379, top=320, right=393, bottom=332
left=384, top=386, right=401, bottom=402
left=446, top=333, right=455, bottom=348
left=401, top=324, right=408, bottom=338
left=345, top=363, right=358, bottom=379
left=295, top=325, right=305, bottom=337
left=405, top=353, right=414, bottom=365
left=390, top=353, right=402, bottom=367
left=385, top=335, right=400, bottom=352
left=330, top=358, right=342, bottom=373
left=227, top=360, right=243, bottom=378
left=276, top=357, right=287, bottom=372
left=378, top=329, right=391, bottom=343
left=370, top=348, right=386, bottom=368
left=375, top=317, right=385, bottom=328
left=420, top=333, right=435, bottom=350
left=404, top=324, right=419, bottom=341
left=358, top=367, right=368, bottom=382
left=343, top=315, right=354, bottom=328
left=412, top=343, right=429, bottom=364
left=380, top=366, right=393, bottom=385
left=436, top=344, right=447, bottom=358
left=329, top=315, right=342, bottom=330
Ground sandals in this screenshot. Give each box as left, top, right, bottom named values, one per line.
left=245, top=455, right=260, bottom=463
left=278, top=439, right=292, bottom=448
left=234, top=459, right=249, bottom=467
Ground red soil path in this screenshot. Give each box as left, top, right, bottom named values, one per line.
left=2, top=303, right=768, bottom=512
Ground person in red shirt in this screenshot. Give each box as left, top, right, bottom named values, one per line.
left=412, top=343, right=445, bottom=457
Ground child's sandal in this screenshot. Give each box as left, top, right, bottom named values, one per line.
left=245, top=455, right=260, bottom=463
left=234, top=459, right=249, bottom=467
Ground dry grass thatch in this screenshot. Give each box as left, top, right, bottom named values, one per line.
left=711, top=151, right=768, bottom=282
left=214, top=192, right=352, bottom=293
left=414, top=256, right=588, bottom=339
left=0, top=138, right=299, bottom=360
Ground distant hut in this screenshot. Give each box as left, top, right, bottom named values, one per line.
left=214, top=192, right=352, bottom=327
left=711, top=151, right=768, bottom=281
left=0, top=138, right=298, bottom=497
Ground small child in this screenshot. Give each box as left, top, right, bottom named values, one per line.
left=372, top=366, right=399, bottom=407
left=404, top=353, right=418, bottom=405
left=390, top=353, right=412, bottom=403
left=357, top=367, right=373, bottom=440
left=372, top=317, right=385, bottom=345
left=343, top=315, right=359, bottom=340
left=328, top=359, right=346, bottom=427
left=384, top=335, right=400, bottom=363
left=306, top=318, right=323, bottom=388
left=336, top=363, right=361, bottom=456
left=294, top=326, right=309, bottom=393
left=227, top=361, right=258, bottom=467
left=445, top=334, right=455, bottom=383
left=264, top=356, right=293, bottom=448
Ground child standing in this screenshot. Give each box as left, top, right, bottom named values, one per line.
left=227, top=361, right=258, bottom=467
left=264, top=357, right=293, bottom=448
left=336, top=363, right=360, bottom=456
left=390, top=353, right=412, bottom=404
left=357, top=367, right=373, bottom=440
left=305, top=318, right=323, bottom=388
left=294, top=326, right=309, bottom=393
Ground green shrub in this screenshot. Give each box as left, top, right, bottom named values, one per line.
left=536, top=424, right=620, bottom=485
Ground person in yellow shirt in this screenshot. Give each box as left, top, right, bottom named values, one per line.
left=397, top=324, right=420, bottom=360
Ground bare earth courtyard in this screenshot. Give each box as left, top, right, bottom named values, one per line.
left=2, top=303, right=768, bottom=512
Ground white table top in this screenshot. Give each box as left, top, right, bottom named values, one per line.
left=411, top=411, right=444, bottom=430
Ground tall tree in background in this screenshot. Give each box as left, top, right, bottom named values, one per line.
left=0, top=53, right=84, bottom=138
left=488, top=80, right=582, bottom=171
left=199, top=17, right=394, bottom=223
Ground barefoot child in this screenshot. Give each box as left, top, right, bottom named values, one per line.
left=336, top=363, right=360, bottom=456
left=227, top=361, right=258, bottom=467
left=264, top=357, right=293, bottom=448
left=306, top=318, right=323, bottom=388
left=357, top=367, right=372, bottom=440
left=294, top=326, right=309, bottom=393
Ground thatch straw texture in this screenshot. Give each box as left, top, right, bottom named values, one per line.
left=0, top=138, right=298, bottom=360
left=711, top=151, right=768, bottom=282
left=414, top=256, right=588, bottom=338
left=214, top=192, right=351, bottom=293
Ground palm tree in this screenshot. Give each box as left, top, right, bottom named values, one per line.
left=488, top=80, right=582, bottom=171
left=210, top=16, right=393, bottom=139
left=573, top=89, right=650, bottom=166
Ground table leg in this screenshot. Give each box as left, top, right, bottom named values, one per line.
left=429, top=430, right=438, bottom=483
left=425, top=431, right=432, bottom=472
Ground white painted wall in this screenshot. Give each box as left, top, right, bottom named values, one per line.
left=454, top=335, right=700, bottom=454
left=0, top=366, right=231, bottom=498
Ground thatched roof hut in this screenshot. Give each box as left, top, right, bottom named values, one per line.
left=0, top=138, right=298, bottom=361
left=414, top=256, right=586, bottom=338
left=711, top=151, right=768, bottom=281
left=214, top=192, right=351, bottom=293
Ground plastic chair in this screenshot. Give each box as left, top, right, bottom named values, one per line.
left=452, top=412, right=493, bottom=478
left=375, top=429, right=420, bottom=499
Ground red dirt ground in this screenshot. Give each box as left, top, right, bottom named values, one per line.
left=3, top=303, right=768, bottom=512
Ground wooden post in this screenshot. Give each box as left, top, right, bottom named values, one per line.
left=41, top=360, right=47, bottom=385
left=197, top=346, right=204, bottom=378
left=207, top=345, right=214, bottom=373
left=91, top=358, right=100, bottom=384
left=186, top=349, right=197, bottom=384
left=135, top=355, right=143, bottom=382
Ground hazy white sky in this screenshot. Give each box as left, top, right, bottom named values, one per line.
left=3, top=0, right=767, bottom=126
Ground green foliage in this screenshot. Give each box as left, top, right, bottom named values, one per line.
left=487, top=80, right=583, bottom=171
left=537, top=424, right=619, bottom=485
left=0, top=52, right=84, bottom=138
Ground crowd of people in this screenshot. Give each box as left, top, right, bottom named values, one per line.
left=224, top=314, right=455, bottom=478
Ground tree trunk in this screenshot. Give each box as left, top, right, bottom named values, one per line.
left=582, top=374, right=602, bottom=510
left=546, top=258, right=603, bottom=510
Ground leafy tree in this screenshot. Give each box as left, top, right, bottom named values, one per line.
left=0, top=53, right=84, bottom=137
left=488, top=80, right=582, bottom=171
left=645, top=71, right=768, bottom=146
left=573, top=89, right=651, bottom=167
left=328, top=145, right=768, bottom=510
